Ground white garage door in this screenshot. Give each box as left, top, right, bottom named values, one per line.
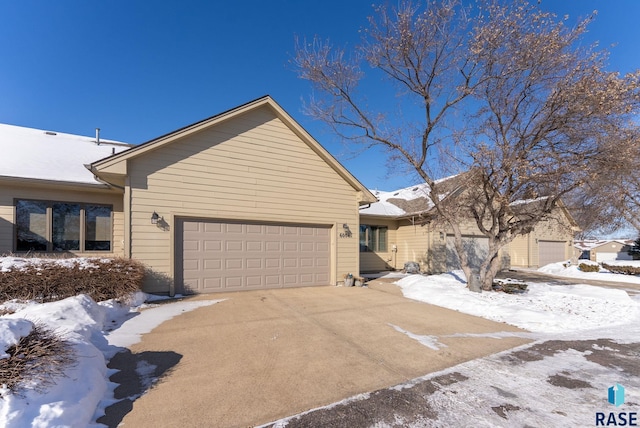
left=446, top=236, right=489, bottom=271
left=538, top=241, right=567, bottom=267
left=596, top=252, right=633, bottom=263
left=178, top=220, right=331, bottom=294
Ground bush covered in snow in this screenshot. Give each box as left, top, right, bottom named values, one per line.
left=0, top=257, right=145, bottom=303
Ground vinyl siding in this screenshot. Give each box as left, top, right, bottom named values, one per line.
left=127, top=106, right=361, bottom=293
left=395, top=220, right=432, bottom=271
left=509, top=234, right=532, bottom=267
left=359, top=218, right=398, bottom=272
left=0, top=182, right=124, bottom=256
left=509, top=208, right=574, bottom=268
left=590, top=242, right=631, bottom=262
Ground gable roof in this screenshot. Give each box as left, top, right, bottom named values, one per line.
left=90, top=95, right=376, bottom=203
left=574, top=239, right=634, bottom=251
left=361, top=172, right=579, bottom=231
left=360, top=174, right=468, bottom=218
left=0, top=123, right=131, bottom=186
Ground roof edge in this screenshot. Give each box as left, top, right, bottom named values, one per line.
left=91, top=96, right=376, bottom=202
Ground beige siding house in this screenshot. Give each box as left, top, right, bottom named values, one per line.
left=1, top=96, right=376, bottom=295
left=359, top=183, right=577, bottom=273
left=574, top=239, right=635, bottom=263
left=508, top=208, right=577, bottom=268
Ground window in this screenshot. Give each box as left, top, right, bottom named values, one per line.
left=15, top=199, right=112, bottom=252
left=359, top=225, right=388, bottom=252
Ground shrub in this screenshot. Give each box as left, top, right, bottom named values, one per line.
left=0, top=322, right=74, bottom=396
left=578, top=263, right=600, bottom=272
left=601, top=263, right=640, bottom=275
left=0, top=258, right=145, bottom=303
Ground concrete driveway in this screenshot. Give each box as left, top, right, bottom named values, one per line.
left=101, top=285, right=530, bottom=428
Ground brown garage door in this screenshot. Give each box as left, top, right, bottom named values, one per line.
left=178, top=219, right=331, bottom=294
left=538, top=241, right=567, bottom=267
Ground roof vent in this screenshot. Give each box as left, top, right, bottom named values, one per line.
left=45, top=131, right=57, bottom=136
left=412, top=187, right=418, bottom=191
left=393, top=192, right=399, bottom=196
left=95, top=128, right=101, bottom=145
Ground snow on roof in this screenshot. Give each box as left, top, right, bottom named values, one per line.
left=360, top=183, right=432, bottom=217
left=573, top=239, right=635, bottom=250
left=0, top=123, right=131, bottom=185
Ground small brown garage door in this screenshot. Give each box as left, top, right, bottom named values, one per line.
left=178, top=219, right=331, bottom=294
left=538, top=241, right=567, bottom=267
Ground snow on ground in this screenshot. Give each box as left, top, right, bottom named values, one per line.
left=268, top=267, right=640, bottom=427
left=1, top=256, right=640, bottom=427
left=0, top=267, right=221, bottom=428
left=539, top=260, right=640, bottom=284
left=396, top=271, right=640, bottom=339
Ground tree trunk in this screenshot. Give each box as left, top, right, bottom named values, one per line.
left=479, top=248, right=503, bottom=291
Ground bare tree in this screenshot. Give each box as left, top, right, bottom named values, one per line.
left=568, top=129, right=640, bottom=236
left=294, top=0, right=640, bottom=290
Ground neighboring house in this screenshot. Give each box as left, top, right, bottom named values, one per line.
left=574, top=239, right=635, bottom=262
left=0, top=96, right=376, bottom=295
left=359, top=178, right=577, bottom=273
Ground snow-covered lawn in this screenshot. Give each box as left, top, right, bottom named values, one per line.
left=1, top=257, right=639, bottom=427
left=539, top=260, right=640, bottom=284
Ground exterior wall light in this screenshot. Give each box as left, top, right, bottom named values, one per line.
left=151, top=211, right=160, bottom=225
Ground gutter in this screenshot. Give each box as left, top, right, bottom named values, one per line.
left=84, top=164, right=125, bottom=190
left=0, top=174, right=114, bottom=191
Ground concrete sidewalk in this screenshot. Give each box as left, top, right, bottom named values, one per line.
left=102, top=286, right=530, bottom=428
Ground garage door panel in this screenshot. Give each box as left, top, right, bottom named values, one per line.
left=180, top=220, right=331, bottom=294
left=224, top=258, right=242, bottom=269
left=203, top=240, right=221, bottom=251
left=265, top=241, right=281, bottom=251
left=246, top=241, right=262, bottom=251
left=184, top=222, right=200, bottom=232
left=226, top=241, right=243, bottom=251
left=225, top=223, right=243, bottom=233
left=266, top=225, right=281, bottom=234
left=299, top=242, right=314, bottom=252
left=538, top=241, right=566, bottom=267
left=282, top=241, right=298, bottom=252
left=283, top=258, right=298, bottom=268
left=183, top=240, right=200, bottom=251
left=204, top=223, right=222, bottom=233
left=283, top=226, right=298, bottom=235
left=224, top=276, right=243, bottom=288
left=246, top=224, right=262, bottom=233
left=446, top=236, right=489, bottom=271
left=183, top=259, right=199, bottom=270
left=246, top=276, right=263, bottom=287
left=203, top=278, right=222, bottom=289
left=204, top=259, right=222, bottom=270
left=246, top=258, right=262, bottom=269
left=317, top=242, right=330, bottom=252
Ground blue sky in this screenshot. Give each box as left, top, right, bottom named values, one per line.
left=1, top=0, right=638, bottom=191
